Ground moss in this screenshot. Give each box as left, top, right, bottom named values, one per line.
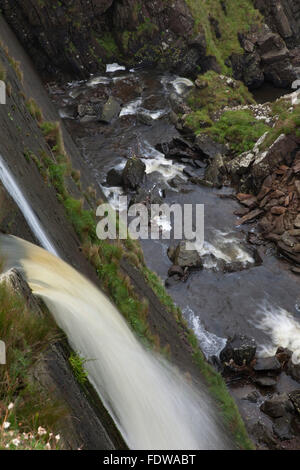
left=26, top=98, right=43, bottom=123
left=186, top=0, right=262, bottom=74
left=260, top=101, right=300, bottom=150
left=95, top=33, right=119, bottom=57
left=0, top=278, right=65, bottom=450
left=206, top=109, right=269, bottom=153
left=69, top=352, right=88, bottom=384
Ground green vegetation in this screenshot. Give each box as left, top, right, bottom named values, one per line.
left=206, top=109, right=269, bottom=154
left=0, top=277, right=64, bottom=450
left=260, top=100, right=300, bottom=150
left=95, top=33, right=119, bottom=57
left=185, top=0, right=261, bottom=74
left=69, top=353, right=88, bottom=384
left=26, top=98, right=43, bottom=123
left=184, top=71, right=261, bottom=153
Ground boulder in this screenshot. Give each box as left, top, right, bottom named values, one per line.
left=254, top=377, right=277, bottom=387
left=106, top=168, right=123, bottom=187
left=168, top=241, right=203, bottom=269
left=204, top=154, right=224, bottom=187
left=220, top=335, right=257, bottom=366
left=122, top=157, right=146, bottom=190
left=99, top=96, right=121, bottom=123
left=289, top=390, right=300, bottom=415
left=260, top=393, right=293, bottom=418
left=272, top=416, right=293, bottom=441
left=194, top=134, right=227, bottom=159
left=168, top=265, right=184, bottom=278
left=253, top=356, right=282, bottom=373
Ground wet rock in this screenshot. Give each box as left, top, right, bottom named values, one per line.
left=122, top=157, right=146, bottom=190
left=254, top=356, right=282, bottom=373
left=260, top=393, right=293, bottom=418
left=289, top=390, right=300, bottom=415
left=254, top=377, right=277, bottom=388
left=165, top=275, right=181, bottom=288
left=168, top=265, right=184, bottom=278
left=273, top=416, right=293, bottom=440
left=251, top=421, right=277, bottom=449
left=137, top=112, right=154, bottom=126
left=130, top=186, right=162, bottom=208
left=194, top=134, right=227, bottom=159
left=99, top=96, right=121, bottom=124
left=169, top=241, right=203, bottom=269
left=169, top=175, right=191, bottom=192
left=106, top=168, right=123, bottom=187
left=242, top=390, right=260, bottom=403
left=286, top=360, right=300, bottom=383
left=220, top=335, right=256, bottom=366
left=204, top=154, right=224, bottom=187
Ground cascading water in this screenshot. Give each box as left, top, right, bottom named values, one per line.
left=0, top=234, right=231, bottom=450
left=0, top=155, right=58, bottom=257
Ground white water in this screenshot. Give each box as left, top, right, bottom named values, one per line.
left=0, top=155, right=59, bottom=257
left=256, top=302, right=300, bottom=364
left=0, top=235, right=230, bottom=450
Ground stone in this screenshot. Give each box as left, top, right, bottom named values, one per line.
left=294, top=214, right=300, bottom=228
left=99, top=96, right=121, bottom=123
left=271, top=206, right=286, bottom=215
left=253, top=356, right=282, bottom=373
left=106, top=168, right=123, bottom=187
left=251, top=421, right=277, bottom=449
left=236, top=208, right=264, bottom=225
left=204, top=154, right=224, bottom=187
left=220, top=335, right=256, bottom=366
left=289, top=390, right=300, bottom=415
left=242, top=390, right=260, bottom=403
left=172, top=241, right=203, bottom=269
left=227, top=152, right=255, bottom=177
left=168, top=265, right=184, bottom=278
left=122, top=157, right=146, bottom=190
left=254, top=377, right=277, bottom=387
left=194, top=134, right=227, bottom=159
left=260, top=393, right=293, bottom=418
left=272, top=416, right=293, bottom=441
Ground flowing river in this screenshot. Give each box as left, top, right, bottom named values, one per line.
left=50, top=66, right=300, bottom=361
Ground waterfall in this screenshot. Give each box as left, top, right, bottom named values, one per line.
left=0, top=235, right=231, bottom=450
left=0, top=155, right=58, bottom=257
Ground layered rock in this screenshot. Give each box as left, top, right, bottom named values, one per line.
left=0, top=0, right=209, bottom=79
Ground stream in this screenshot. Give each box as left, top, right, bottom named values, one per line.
left=49, top=66, right=300, bottom=362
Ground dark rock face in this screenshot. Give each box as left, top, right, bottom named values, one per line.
left=220, top=335, right=257, bottom=366
left=232, top=25, right=297, bottom=88
left=0, top=0, right=210, bottom=79
left=255, top=0, right=300, bottom=48
left=122, top=157, right=146, bottom=190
